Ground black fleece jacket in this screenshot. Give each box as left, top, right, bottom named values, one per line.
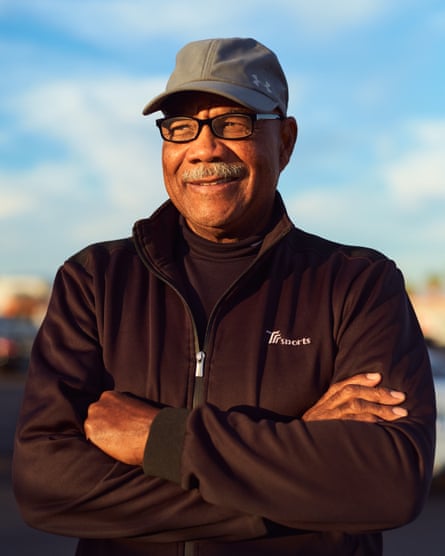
left=13, top=195, right=436, bottom=555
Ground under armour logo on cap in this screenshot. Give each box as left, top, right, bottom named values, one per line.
left=251, top=74, right=273, bottom=94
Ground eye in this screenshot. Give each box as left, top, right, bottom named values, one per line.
left=165, top=118, right=196, bottom=140
left=216, top=114, right=252, bottom=138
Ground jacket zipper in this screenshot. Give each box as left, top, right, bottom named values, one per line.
left=192, top=350, right=206, bottom=408
left=133, top=203, right=292, bottom=411
left=132, top=240, right=205, bottom=409
left=133, top=212, right=292, bottom=556
left=134, top=232, right=288, bottom=410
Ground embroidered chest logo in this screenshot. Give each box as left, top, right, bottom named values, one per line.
left=267, top=330, right=312, bottom=347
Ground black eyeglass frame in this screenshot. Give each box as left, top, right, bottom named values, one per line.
left=155, top=112, right=284, bottom=143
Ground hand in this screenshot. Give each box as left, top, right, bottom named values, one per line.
left=302, top=373, right=408, bottom=423
left=84, top=391, right=160, bottom=465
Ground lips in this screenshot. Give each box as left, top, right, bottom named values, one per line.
left=187, top=176, right=238, bottom=186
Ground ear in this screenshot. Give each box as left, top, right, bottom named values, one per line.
left=279, top=117, right=298, bottom=171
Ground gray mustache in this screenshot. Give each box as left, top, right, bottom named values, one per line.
left=182, top=162, right=246, bottom=182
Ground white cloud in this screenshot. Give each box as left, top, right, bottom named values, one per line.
left=283, top=179, right=443, bottom=284
left=5, top=0, right=402, bottom=47
left=281, top=116, right=445, bottom=283
left=0, top=74, right=170, bottom=273
left=285, top=184, right=387, bottom=245
left=270, top=0, right=394, bottom=36
left=426, top=7, right=445, bottom=32
left=382, top=120, right=445, bottom=207
left=15, top=75, right=167, bottom=213
left=0, top=185, right=35, bottom=217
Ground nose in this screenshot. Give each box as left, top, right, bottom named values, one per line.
left=185, top=122, right=226, bottom=163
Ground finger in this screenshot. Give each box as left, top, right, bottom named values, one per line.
left=335, top=372, right=383, bottom=390
left=339, top=384, right=405, bottom=405
left=335, top=409, right=407, bottom=423
left=336, top=398, right=408, bottom=421
left=306, top=401, right=408, bottom=422
left=339, top=412, right=380, bottom=423
left=316, top=373, right=383, bottom=406
left=343, top=374, right=406, bottom=405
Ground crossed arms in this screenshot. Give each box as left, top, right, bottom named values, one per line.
left=84, top=372, right=408, bottom=466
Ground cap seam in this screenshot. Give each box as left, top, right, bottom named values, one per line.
left=202, top=39, right=218, bottom=80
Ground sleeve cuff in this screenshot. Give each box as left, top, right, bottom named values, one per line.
left=143, top=407, right=190, bottom=484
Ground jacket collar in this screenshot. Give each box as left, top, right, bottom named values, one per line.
left=132, top=192, right=294, bottom=277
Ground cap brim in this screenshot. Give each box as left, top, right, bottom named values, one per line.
left=142, top=81, right=280, bottom=115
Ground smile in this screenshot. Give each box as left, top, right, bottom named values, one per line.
left=187, top=176, right=239, bottom=187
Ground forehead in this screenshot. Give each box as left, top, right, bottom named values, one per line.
left=161, top=91, right=249, bottom=117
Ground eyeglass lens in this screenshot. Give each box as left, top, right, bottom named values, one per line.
left=160, top=114, right=254, bottom=142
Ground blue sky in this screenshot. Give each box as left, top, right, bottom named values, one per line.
left=0, top=0, right=444, bottom=287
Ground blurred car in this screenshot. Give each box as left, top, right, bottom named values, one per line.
left=0, top=316, right=38, bottom=372
left=428, top=342, right=445, bottom=478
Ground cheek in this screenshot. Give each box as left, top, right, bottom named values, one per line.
left=162, top=144, right=184, bottom=182
left=253, top=147, right=281, bottom=181
left=244, top=133, right=282, bottom=175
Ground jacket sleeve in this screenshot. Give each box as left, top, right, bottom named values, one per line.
left=144, top=258, right=436, bottom=533
left=12, top=262, right=267, bottom=542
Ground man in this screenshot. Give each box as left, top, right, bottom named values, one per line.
left=13, top=37, right=435, bottom=555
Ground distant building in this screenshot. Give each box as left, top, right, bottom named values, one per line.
left=0, top=276, right=51, bottom=325
left=410, top=289, right=445, bottom=347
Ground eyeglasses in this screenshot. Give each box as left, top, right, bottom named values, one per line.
left=155, top=113, right=284, bottom=143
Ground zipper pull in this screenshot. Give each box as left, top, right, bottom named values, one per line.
left=193, top=351, right=206, bottom=408
left=195, top=350, right=205, bottom=377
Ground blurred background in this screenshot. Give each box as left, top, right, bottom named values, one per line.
left=0, top=0, right=444, bottom=554
left=1, top=0, right=445, bottom=289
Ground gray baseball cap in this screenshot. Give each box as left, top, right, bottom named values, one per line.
left=142, top=37, right=289, bottom=116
